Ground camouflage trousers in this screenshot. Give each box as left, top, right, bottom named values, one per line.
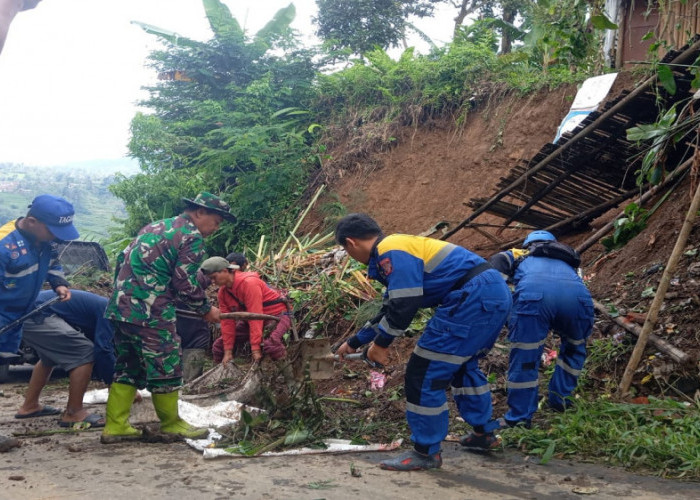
left=112, top=320, right=182, bottom=393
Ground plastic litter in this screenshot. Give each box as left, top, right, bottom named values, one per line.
left=370, top=370, right=386, bottom=390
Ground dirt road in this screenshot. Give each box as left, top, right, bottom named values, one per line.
left=1, top=370, right=697, bottom=500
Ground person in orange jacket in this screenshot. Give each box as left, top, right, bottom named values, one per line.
left=201, top=256, right=291, bottom=363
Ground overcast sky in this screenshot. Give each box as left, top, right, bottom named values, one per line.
left=0, top=0, right=456, bottom=168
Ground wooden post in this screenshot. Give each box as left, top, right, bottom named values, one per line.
left=618, top=178, right=700, bottom=397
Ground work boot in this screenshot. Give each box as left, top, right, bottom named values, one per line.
left=379, top=450, right=442, bottom=471
left=101, top=383, right=143, bottom=444
left=497, top=417, right=531, bottom=429
left=182, top=348, right=207, bottom=383
left=151, top=390, right=209, bottom=439
left=459, top=431, right=502, bottom=451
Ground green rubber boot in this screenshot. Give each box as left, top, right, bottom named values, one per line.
left=151, top=391, right=209, bottom=439
left=101, top=383, right=143, bottom=444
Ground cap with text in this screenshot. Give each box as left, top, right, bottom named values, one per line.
left=28, top=194, right=80, bottom=241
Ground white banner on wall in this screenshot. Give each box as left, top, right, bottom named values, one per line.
left=554, top=72, right=619, bottom=143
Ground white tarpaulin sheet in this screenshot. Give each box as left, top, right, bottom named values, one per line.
left=84, top=389, right=399, bottom=458
left=83, top=388, right=254, bottom=427
left=554, top=73, right=618, bottom=143
left=188, top=437, right=404, bottom=460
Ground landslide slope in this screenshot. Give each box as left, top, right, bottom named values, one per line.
left=307, top=71, right=699, bottom=395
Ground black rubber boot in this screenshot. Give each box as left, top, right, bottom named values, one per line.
left=379, top=450, right=442, bottom=471
left=459, top=431, right=502, bottom=451
left=497, top=417, right=532, bottom=429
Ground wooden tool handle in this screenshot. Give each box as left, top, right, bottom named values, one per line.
left=220, top=312, right=280, bottom=322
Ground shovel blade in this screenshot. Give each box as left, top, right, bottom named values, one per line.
left=292, top=338, right=335, bottom=380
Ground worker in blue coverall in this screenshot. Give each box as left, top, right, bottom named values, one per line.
left=0, top=195, right=78, bottom=355
left=334, top=214, right=512, bottom=471
left=1, top=195, right=105, bottom=428
left=488, top=230, right=595, bottom=428
left=33, top=289, right=115, bottom=384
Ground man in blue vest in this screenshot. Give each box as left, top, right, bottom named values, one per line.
left=489, top=230, right=595, bottom=428
left=1, top=195, right=78, bottom=354
left=1, top=195, right=104, bottom=428
left=334, top=213, right=511, bottom=471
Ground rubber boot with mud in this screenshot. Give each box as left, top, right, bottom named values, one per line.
left=100, top=383, right=143, bottom=444
left=182, top=348, right=206, bottom=383
left=151, top=390, right=209, bottom=439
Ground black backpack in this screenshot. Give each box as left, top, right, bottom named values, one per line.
left=525, top=241, right=581, bottom=268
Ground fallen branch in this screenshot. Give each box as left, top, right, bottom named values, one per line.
left=593, top=300, right=693, bottom=366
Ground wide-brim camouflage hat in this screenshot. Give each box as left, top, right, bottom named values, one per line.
left=182, top=192, right=236, bottom=222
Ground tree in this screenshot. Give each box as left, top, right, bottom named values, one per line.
left=314, top=0, right=444, bottom=55
left=112, top=0, right=320, bottom=250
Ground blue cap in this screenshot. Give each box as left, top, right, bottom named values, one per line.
left=523, top=230, right=555, bottom=248
left=28, top=195, right=80, bottom=241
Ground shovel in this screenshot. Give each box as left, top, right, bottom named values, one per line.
left=290, top=337, right=383, bottom=380
left=0, top=295, right=61, bottom=336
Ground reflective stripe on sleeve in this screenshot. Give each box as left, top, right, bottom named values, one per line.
left=379, top=317, right=405, bottom=337
left=5, top=263, right=39, bottom=278
left=424, top=243, right=456, bottom=273
left=387, top=287, right=423, bottom=299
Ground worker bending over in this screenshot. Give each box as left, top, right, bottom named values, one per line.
left=335, top=214, right=511, bottom=471
left=489, top=230, right=594, bottom=428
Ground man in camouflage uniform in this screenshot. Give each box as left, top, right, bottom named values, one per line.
left=101, top=192, right=235, bottom=444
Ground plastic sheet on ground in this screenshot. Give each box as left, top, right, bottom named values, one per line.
left=83, top=388, right=150, bottom=404
left=187, top=437, right=403, bottom=459
left=84, top=388, right=257, bottom=428
left=84, top=389, right=399, bottom=458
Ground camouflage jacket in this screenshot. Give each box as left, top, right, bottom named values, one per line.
left=105, top=214, right=211, bottom=331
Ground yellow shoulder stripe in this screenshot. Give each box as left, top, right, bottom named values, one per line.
left=377, top=234, right=452, bottom=263
left=0, top=220, right=16, bottom=241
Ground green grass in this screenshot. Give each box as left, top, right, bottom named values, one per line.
left=503, top=397, right=700, bottom=478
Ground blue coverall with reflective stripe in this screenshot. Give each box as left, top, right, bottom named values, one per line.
left=492, top=249, right=594, bottom=423
left=358, top=234, right=511, bottom=455
left=0, top=222, right=68, bottom=353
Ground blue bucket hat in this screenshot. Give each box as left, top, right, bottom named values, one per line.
left=28, top=195, right=80, bottom=241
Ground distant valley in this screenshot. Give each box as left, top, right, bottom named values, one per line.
left=0, top=160, right=136, bottom=241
